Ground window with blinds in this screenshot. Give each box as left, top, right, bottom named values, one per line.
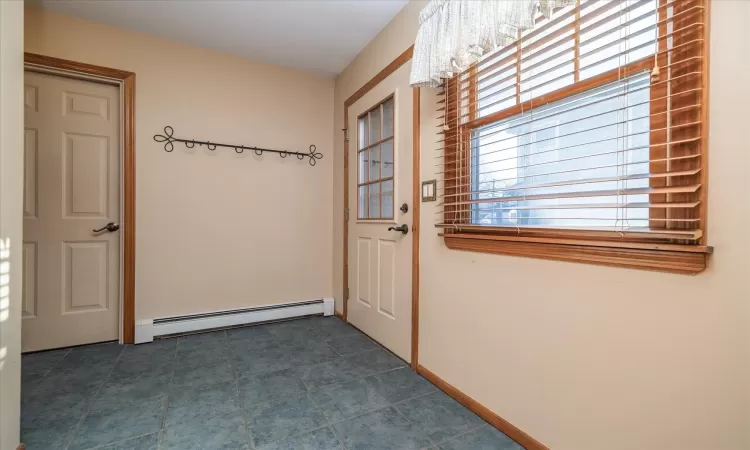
left=437, top=0, right=708, bottom=263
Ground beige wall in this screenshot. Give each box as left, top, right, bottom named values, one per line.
left=0, top=1, right=25, bottom=447
left=334, top=1, right=750, bottom=449
left=25, top=7, right=335, bottom=320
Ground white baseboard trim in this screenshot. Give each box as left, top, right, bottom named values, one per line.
left=134, top=319, right=154, bottom=344
left=133, top=298, right=334, bottom=344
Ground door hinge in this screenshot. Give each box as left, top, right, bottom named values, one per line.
left=344, top=207, right=350, bottom=221
left=344, top=287, right=350, bottom=301
left=343, top=128, right=350, bottom=141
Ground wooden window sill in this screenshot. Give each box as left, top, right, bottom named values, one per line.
left=440, top=233, right=712, bottom=274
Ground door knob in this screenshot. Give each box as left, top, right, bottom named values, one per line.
left=388, top=224, right=409, bottom=235
left=93, top=222, right=120, bottom=233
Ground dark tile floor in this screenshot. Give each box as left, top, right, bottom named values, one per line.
left=21, top=316, right=523, bottom=450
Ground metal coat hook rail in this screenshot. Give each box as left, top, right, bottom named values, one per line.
left=153, top=126, right=323, bottom=166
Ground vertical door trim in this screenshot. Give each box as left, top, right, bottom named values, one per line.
left=411, top=86, right=420, bottom=370
left=23, top=53, right=136, bottom=344
left=342, top=45, right=418, bottom=367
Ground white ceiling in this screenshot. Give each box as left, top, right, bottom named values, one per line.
left=32, top=0, right=409, bottom=77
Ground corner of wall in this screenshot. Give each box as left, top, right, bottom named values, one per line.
left=0, top=2, right=25, bottom=448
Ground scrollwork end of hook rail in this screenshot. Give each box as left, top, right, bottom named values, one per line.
left=153, top=126, right=323, bottom=166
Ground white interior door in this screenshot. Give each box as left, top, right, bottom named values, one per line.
left=23, top=71, right=121, bottom=352
left=347, top=62, right=413, bottom=361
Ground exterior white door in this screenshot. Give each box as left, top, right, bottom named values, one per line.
left=347, top=62, right=413, bottom=361
left=23, top=71, right=121, bottom=352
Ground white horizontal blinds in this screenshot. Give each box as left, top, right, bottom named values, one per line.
left=358, top=97, right=395, bottom=220
left=436, top=0, right=705, bottom=242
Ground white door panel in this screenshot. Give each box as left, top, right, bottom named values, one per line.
left=348, top=62, right=413, bottom=361
left=23, top=71, right=120, bottom=352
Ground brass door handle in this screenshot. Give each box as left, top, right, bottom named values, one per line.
left=93, top=222, right=120, bottom=233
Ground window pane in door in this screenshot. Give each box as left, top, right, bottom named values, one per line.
left=381, top=180, right=394, bottom=219
left=369, top=145, right=381, bottom=181
left=369, top=182, right=381, bottom=219
left=382, top=98, right=394, bottom=138
left=381, top=139, right=393, bottom=178
left=358, top=186, right=367, bottom=219
left=370, top=107, right=381, bottom=143
left=358, top=117, right=368, bottom=149
left=358, top=151, right=369, bottom=183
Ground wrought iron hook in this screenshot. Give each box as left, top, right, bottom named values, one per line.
left=153, top=126, right=176, bottom=152
left=308, top=145, right=322, bottom=166
left=153, top=126, right=323, bottom=166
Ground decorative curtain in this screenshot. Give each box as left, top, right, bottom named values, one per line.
left=410, top=0, right=575, bottom=88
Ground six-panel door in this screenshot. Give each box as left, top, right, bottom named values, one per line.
left=23, top=71, right=121, bottom=352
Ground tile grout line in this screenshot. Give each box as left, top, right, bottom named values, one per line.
left=228, top=331, right=256, bottom=449
left=156, top=337, right=182, bottom=450
left=299, top=372, right=446, bottom=448
left=85, top=430, right=161, bottom=450
left=225, top=330, right=255, bottom=450
left=299, top=363, right=409, bottom=396
left=63, top=345, right=127, bottom=450
left=391, top=388, right=441, bottom=408
left=23, top=347, right=73, bottom=384
left=391, top=400, right=439, bottom=448
left=331, top=316, right=409, bottom=364
left=303, top=384, right=350, bottom=450
left=327, top=422, right=350, bottom=450
left=296, top=347, right=409, bottom=390
left=39, top=348, right=73, bottom=382
left=251, top=422, right=348, bottom=450
left=392, top=390, right=500, bottom=449
left=322, top=402, right=393, bottom=429
left=232, top=317, right=366, bottom=368
left=265, top=319, right=320, bottom=348
left=429, top=423, right=490, bottom=449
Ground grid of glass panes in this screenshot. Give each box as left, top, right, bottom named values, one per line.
left=357, top=96, right=395, bottom=219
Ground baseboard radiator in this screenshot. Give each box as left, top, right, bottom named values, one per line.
left=134, top=297, right=334, bottom=344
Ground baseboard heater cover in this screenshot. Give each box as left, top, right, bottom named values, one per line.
left=134, top=297, right=334, bottom=344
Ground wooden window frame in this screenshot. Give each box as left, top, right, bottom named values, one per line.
left=441, top=0, right=711, bottom=274
left=357, top=94, right=395, bottom=220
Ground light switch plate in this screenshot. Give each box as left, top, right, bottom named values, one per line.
left=422, top=179, right=436, bottom=202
